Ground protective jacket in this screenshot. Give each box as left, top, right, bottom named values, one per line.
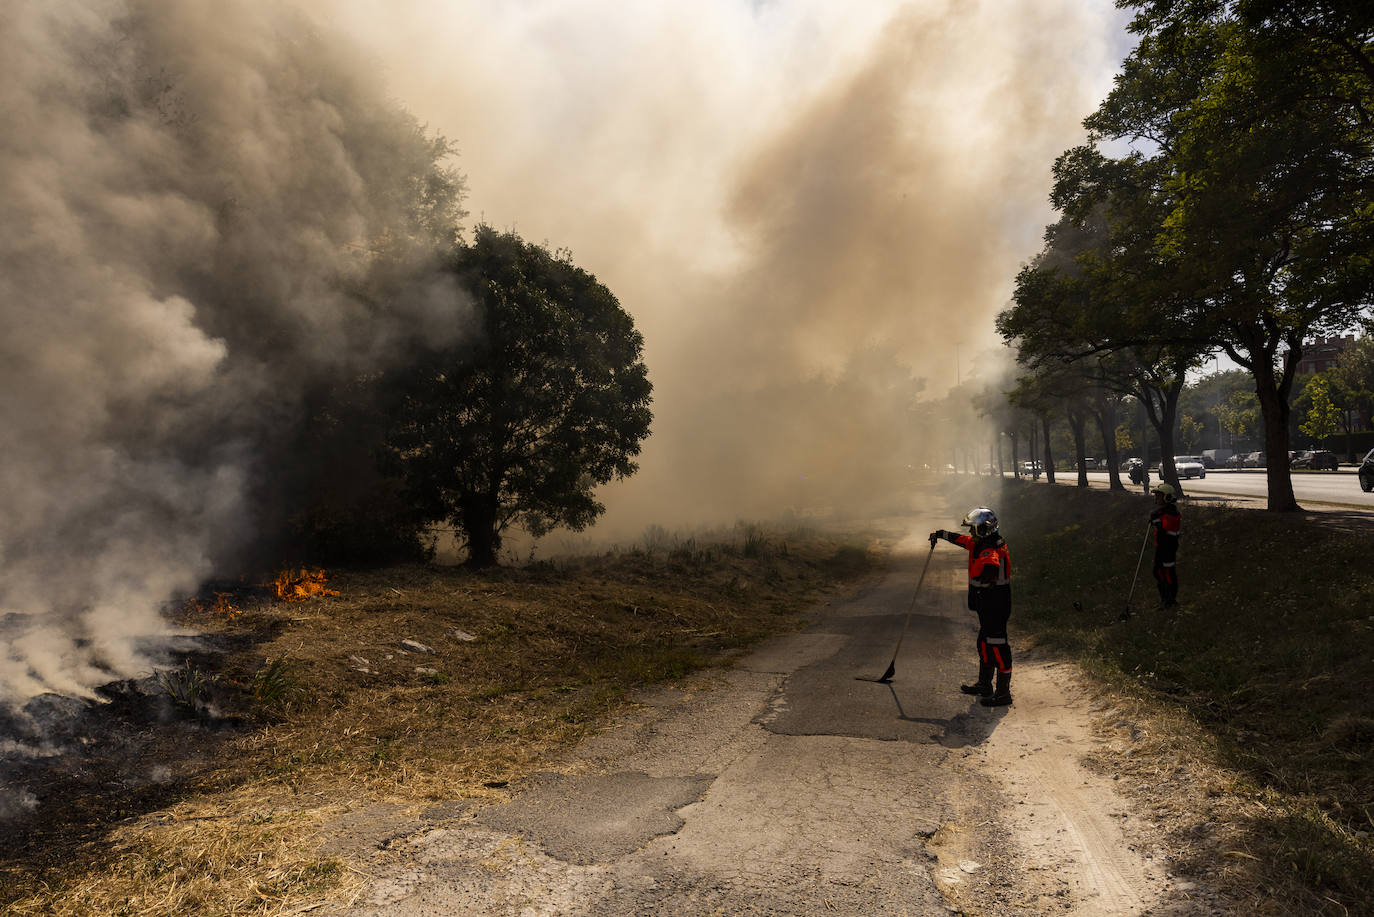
left=1150, top=501, right=1181, bottom=606
left=932, top=524, right=1014, bottom=702
left=1150, top=503, right=1181, bottom=563
left=938, top=531, right=1011, bottom=614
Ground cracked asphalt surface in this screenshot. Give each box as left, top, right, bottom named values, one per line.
left=329, top=522, right=1175, bottom=916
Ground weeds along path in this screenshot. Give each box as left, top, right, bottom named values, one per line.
left=324, top=523, right=1209, bottom=916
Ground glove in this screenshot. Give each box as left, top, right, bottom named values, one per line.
left=929, top=530, right=944, bottom=547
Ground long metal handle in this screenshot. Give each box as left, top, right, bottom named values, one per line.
left=888, top=541, right=937, bottom=665
left=1124, top=522, right=1152, bottom=611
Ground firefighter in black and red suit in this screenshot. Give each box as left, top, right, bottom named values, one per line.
left=929, top=507, right=1013, bottom=707
left=1150, top=482, right=1182, bottom=607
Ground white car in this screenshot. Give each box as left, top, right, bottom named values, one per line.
left=1173, top=455, right=1206, bottom=479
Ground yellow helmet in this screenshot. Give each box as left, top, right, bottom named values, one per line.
left=1151, top=482, right=1176, bottom=500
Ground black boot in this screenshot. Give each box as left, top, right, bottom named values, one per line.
left=960, top=664, right=995, bottom=697
left=980, top=671, right=1013, bottom=707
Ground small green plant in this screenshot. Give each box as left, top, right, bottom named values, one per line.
left=156, top=664, right=221, bottom=713
left=742, top=526, right=766, bottom=558
left=250, top=656, right=304, bottom=707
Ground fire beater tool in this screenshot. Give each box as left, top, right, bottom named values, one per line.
left=1118, top=522, right=1152, bottom=622
left=857, top=539, right=937, bottom=683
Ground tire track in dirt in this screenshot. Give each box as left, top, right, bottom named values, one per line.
left=967, top=661, right=1172, bottom=915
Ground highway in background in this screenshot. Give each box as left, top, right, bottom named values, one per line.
left=1047, top=468, right=1374, bottom=510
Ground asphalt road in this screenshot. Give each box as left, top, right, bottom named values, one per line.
left=331, top=522, right=1187, bottom=915
left=1032, top=467, right=1374, bottom=509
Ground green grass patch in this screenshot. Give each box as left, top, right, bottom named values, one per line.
left=946, top=477, right=1373, bottom=914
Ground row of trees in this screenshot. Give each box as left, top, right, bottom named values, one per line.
left=956, top=353, right=1374, bottom=484
left=995, top=0, right=1374, bottom=508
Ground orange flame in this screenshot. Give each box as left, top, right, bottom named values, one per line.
left=270, top=568, right=340, bottom=602
left=182, top=592, right=240, bottom=619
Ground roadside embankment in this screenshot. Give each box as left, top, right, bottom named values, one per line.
left=943, top=476, right=1373, bottom=915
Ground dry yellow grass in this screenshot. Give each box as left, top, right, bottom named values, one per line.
left=2, top=521, right=886, bottom=917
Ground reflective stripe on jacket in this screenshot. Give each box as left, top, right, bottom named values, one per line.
left=1151, top=504, right=1181, bottom=546
left=952, top=533, right=1011, bottom=587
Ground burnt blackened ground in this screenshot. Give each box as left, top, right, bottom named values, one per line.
left=0, top=627, right=276, bottom=885
left=0, top=531, right=891, bottom=915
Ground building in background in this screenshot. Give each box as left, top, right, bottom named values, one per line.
left=1296, top=335, right=1356, bottom=375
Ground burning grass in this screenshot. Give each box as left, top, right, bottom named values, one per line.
left=944, top=476, right=1374, bottom=915
left=270, top=568, right=341, bottom=602
left=1, top=520, right=884, bottom=917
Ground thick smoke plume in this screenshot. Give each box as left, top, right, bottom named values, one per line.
left=318, top=0, right=1131, bottom=532
left=2, top=0, right=1130, bottom=702
left=1, top=0, right=469, bottom=704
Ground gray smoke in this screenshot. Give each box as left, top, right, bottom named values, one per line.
left=0, top=0, right=470, bottom=704
left=313, top=0, right=1132, bottom=533
left=0, top=0, right=1133, bottom=700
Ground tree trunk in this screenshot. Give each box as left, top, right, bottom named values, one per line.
left=1139, top=376, right=1185, bottom=495
left=1041, top=413, right=1056, bottom=484
left=1228, top=328, right=1302, bottom=512
left=1069, top=410, right=1089, bottom=487
left=1255, top=356, right=1301, bottom=511
left=460, top=496, right=502, bottom=567
left=1095, top=395, right=1125, bottom=491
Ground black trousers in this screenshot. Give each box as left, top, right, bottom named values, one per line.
left=971, top=586, right=1012, bottom=675
left=1153, top=558, right=1178, bottom=605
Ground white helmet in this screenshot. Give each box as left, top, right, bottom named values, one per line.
left=961, top=507, right=998, bottom=538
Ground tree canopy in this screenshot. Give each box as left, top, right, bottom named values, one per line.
left=996, top=0, right=1373, bottom=508
left=384, top=227, right=653, bottom=566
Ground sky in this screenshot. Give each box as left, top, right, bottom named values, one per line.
left=0, top=0, right=1134, bottom=704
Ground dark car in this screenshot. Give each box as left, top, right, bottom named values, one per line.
left=1294, top=449, right=1340, bottom=470
left=1360, top=447, right=1374, bottom=493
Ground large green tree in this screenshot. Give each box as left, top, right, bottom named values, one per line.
left=386, top=227, right=653, bottom=566
left=1000, top=202, right=1207, bottom=492
left=1076, top=1, right=1374, bottom=509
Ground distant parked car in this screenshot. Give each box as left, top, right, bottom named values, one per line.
left=1226, top=453, right=1247, bottom=468
left=1172, top=456, right=1206, bottom=479
left=1360, top=448, right=1374, bottom=493
left=1293, top=449, right=1339, bottom=470
left=1242, top=451, right=1266, bottom=468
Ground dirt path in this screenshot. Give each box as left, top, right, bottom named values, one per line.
left=325, top=528, right=1211, bottom=915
